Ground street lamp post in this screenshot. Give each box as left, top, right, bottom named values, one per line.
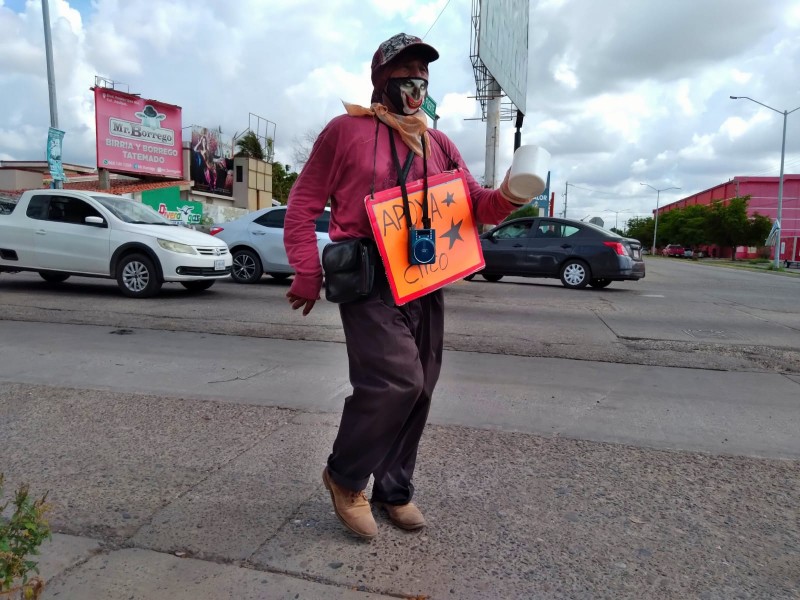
left=42, top=0, right=62, bottom=189
left=730, top=96, right=800, bottom=269
left=640, top=183, right=680, bottom=253
left=604, top=208, right=632, bottom=231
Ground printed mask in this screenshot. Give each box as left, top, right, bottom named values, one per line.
left=386, top=78, right=428, bottom=115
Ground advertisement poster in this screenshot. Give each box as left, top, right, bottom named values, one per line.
left=190, top=126, right=233, bottom=196
left=141, top=187, right=202, bottom=226
left=47, top=127, right=66, bottom=182
left=365, top=170, right=484, bottom=305
left=529, top=171, right=550, bottom=214
left=94, top=87, right=182, bottom=178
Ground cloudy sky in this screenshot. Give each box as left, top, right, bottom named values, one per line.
left=1, top=0, right=799, bottom=228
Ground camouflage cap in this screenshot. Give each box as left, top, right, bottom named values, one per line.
left=370, top=33, right=438, bottom=102
left=371, top=33, right=439, bottom=79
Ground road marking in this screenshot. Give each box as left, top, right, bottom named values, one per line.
left=640, top=294, right=665, bottom=297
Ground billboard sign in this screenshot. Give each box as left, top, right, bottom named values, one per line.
left=190, top=126, right=234, bottom=197
left=528, top=171, right=550, bottom=209
left=47, top=127, right=66, bottom=182
left=94, top=87, right=183, bottom=178
left=141, top=187, right=203, bottom=226
left=478, top=0, right=529, bottom=114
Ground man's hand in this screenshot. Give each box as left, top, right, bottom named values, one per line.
left=286, top=291, right=317, bottom=316
left=499, top=168, right=529, bottom=206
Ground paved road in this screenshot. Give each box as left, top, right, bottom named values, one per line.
left=1, top=319, right=798, bottom=459
left=1, top=257, right=799, bottom=599
left=2, top=258, right=799, bottom=371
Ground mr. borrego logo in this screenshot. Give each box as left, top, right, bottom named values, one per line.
left=108, top=104, right=175, bottom=146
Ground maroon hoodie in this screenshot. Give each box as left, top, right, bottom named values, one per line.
left=284, top=113, right=518, bottom=300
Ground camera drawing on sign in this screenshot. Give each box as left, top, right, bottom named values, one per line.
left=283, top=31, right=548, bottom=540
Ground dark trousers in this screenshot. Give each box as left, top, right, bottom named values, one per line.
left=327, top=285, right=444, bottom=505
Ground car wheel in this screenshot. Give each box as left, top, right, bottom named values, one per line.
left=482, top=273, right=503, bottom=282
left=231, top=249, right=263, bottom=284
left=589, top=278, right=612, bottom=289
left=268, top=273, right=292, bottom=281
left=116, top=253, right=162, bottom=298
left=39, top=272, right=70, bottom=283
left=181, top=280, right=216, bottom=292
left=560, top=260, right=590, bottom=289
left=463, top=274, right=476, bottom=281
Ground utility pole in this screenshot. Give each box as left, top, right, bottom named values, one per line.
left=563, top=181, right=568, bottom=218
left=641, top=183, right=680, bottom=252
left=42, top=0, right=62, bottom=189
left=484, top=79, right=501, bottom=188
left=731, top=96, right=800, bottom=268
left=513, top=110, right=524, bottom=152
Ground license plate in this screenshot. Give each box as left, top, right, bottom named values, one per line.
left=634, top=249, right=640, bottom=259
left=214, top=259, right=225, bottom=270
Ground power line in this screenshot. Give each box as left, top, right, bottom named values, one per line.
left=422, top=0, right=452, bottom=40
left=567, top=183, right=639, bottom=198
left=747, top=155, right=800, bottom=177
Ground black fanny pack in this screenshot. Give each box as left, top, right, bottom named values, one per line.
left=321, top=238, right=376, bottom=303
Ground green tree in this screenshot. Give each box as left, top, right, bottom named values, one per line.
left=271, top=162, right=299, bottom=205
left=675, top=204, right=710, bottom=248
left=235, top=131, right=265, bottom=160
left=747, top=213, right=774, bottom=249
left=503, top=204, right=539, bottom=222
left=706, top=196, right=754, bottom=260
left=625, top=216, right=654, bottom=246
left=656, top=209, right=682, bottom=246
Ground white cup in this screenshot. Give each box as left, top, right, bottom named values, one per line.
left=508, top=145, right=550, bottom=199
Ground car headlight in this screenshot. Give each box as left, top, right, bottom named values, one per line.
left=157, top=239, right=198, bottom=255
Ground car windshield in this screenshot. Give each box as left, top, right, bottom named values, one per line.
left=0, top=197, right=18, bottom=215
left=91, top=195, right=174, bottom=225
left=580, top=221, right=621, bottom=237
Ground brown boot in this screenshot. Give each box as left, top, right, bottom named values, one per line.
left=376, top=501, right=426, bottom=530
left=322, top=468, right=378, bottom=539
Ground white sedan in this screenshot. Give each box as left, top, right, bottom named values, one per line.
left=210, top=206, right=331, bottom=283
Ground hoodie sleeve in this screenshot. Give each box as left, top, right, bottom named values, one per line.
left=430, top=130, right=519, bottom=225
left=284, top=122, right=341, bottom=300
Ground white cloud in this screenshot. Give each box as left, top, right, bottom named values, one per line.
left=0, top=0, right=797, bottom=224
left=731, top=69, right=753, bottom=85
left=552, top=61, right=578, bottom=90
left=678, top=133, right=716, bottom=161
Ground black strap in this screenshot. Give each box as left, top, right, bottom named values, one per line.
left=370, top=118, right=380, bottom=199
left=430, top=131, right=459, bottom=171
left=421, top=133, right=429, bottom=229
left=388, top=128, right=430, bottom=230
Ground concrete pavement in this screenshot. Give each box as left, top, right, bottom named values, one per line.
left=0, top=324, right=798, bottom=598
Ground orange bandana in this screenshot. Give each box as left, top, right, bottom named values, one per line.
left=343, top=101, right=431, bottom=158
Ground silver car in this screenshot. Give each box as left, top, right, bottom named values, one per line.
left=210, top=206, right=331, bottom=283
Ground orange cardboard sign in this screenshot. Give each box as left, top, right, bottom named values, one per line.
left=365, top=169, right=485, bottom=305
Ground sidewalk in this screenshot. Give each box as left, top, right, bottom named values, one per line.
left=677, top=256, right=800, bottom=275
left=2, top=380, right=798, bottom=600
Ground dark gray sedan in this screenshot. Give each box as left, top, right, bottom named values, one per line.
left=466, top=217, right=645, bottom=289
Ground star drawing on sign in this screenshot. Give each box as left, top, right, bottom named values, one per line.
left=441, top=217, right=464, bottom=250
left=442, top=191, right=456, bottom=207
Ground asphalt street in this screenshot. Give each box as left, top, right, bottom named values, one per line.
left=0, top=258, right=798, bottom=599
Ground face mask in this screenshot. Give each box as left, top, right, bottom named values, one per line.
left=385, top=77, right=428, bottom=115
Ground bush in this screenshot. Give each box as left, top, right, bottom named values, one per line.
left=0, top=474, right=51, bottom=598
left=503, top=204, right=539, bottom=222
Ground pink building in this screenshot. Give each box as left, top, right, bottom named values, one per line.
left=659, top=175, right=800, bottom=261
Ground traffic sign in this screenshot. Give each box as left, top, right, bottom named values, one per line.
left=422, top=95, right=437, bottom=120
